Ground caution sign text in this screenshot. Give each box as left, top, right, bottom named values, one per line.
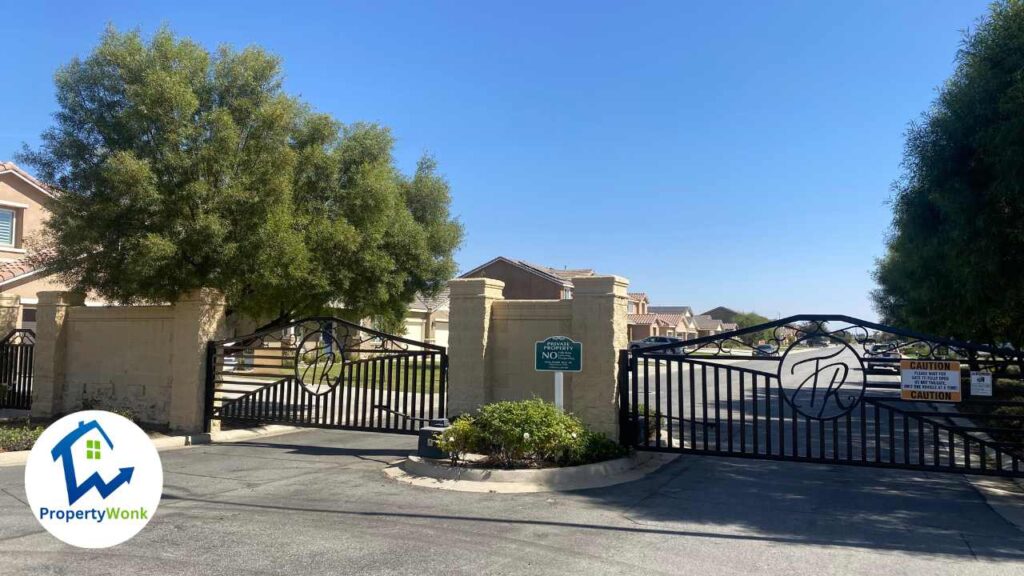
left=900, top=359, right=961, bottom=402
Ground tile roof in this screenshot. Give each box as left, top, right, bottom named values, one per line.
left=627, top=292, right=648, bottom=302
left=695, top=315, right=723, bottom=330
left=461, top=257, right=598, bottom=287
left=628, top=313, right=659, bottom=325
left=649, top=305, right=694, bottom=316
left=410, top=288, right=450, bottom=312
left=0, top=162, right=57, bottom=198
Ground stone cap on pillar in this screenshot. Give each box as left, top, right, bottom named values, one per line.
left=0, top=294, right=21, bottom=307
left=572, top=275, right=629, bottom=297
left=37, top=291, right=86, bottom=307
left=449, top=277, right=505, bottom=299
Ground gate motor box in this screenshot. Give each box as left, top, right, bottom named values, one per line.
left=417, top=418, right=450, bottom=459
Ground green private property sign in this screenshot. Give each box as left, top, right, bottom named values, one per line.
left=535, top=336, right=583, bottom=372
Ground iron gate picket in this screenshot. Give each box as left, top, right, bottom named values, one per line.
left=0, top=329, right=35, bottom=410
left=205, top=317, right=447, bottom=433
left=618, top=315, right=1024, bottom=477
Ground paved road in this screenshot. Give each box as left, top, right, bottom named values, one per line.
left=1, top=428, right=1022, bottom=575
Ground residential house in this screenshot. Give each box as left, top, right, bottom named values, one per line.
left=694, top=315, right=725, bottom=337
left=721, top=322, right=739, bottom=332
left=649, top=306, right=699, bottom=341
left=402, top=288, right=449, bottom=347
left=460, top=256, right=595, bottom=300
left=0, top=162, right=106, bottom=332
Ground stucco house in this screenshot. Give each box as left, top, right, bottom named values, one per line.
left=0, top=162, right=105, bottom=332
left=460, top=256, right=595, bottom=300
left=401, top=288, right=449, bottom=347
left=694, top=314, right=725, bottom=337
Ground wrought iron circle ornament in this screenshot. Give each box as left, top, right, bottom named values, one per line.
left=295, top=328, right=344, bottom=395
left=778, top=334, right=866, bottom=419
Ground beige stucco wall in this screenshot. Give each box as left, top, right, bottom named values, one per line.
left=32, top=290, right=227, bottom=432
left=488, top=300, right=572, bottom=404
left=0, top=172, right=52, bottom=261
left=63, top=306, right=176, bottom=425
left=448, top=276, right=629, bottom=438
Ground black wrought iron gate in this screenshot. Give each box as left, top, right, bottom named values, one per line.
left=205, top=317, right=447, bottom=434
left=619, top=315, right=1024, bottom=477
left=0, top=329, right=35, bottom=410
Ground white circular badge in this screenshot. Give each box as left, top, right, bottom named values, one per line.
left=24, top=410, right=163, bottom=548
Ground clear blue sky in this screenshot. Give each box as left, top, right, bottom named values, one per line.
left=0, top=1, right=992, bottom=320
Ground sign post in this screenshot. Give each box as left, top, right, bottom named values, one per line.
left=900, top=359, right=962, bottom=402
left=535, top=336, right=583, bottom=410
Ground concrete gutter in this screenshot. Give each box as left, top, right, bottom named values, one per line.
left=0, top=424, right=302, bottom=467
left=384, top=451, right=677, bottom=493
left=967, top=474, right=1024, bottom=531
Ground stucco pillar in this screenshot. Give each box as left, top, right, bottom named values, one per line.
left=0, top=294, right=21, bottom=337
left=570, top=275, right=629, bottom=438
left=31, top=291, right=85, bottom=420
left=447, top=278, right=504, bottom=417
left=169, top=289, right=226, bottom=433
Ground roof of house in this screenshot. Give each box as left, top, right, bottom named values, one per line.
left=695, top=315, right=723, bottom=330
left=649, top=305, right=694, bottom=316
left=627, top=292, right=648, bottom=302
left=721, top=322, right=739, bottom=331
left=0, top=248, right=53, bottom=286
left=410, top=287, right=450, bottom=313
left=628, top=313, right=659, bottom=325
left=460, top=256, right=597, bottom=287
left=0, top=162, right=57, bottom=199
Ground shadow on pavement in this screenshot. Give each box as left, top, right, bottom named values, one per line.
left=574, top=454, right=1024, bottom=561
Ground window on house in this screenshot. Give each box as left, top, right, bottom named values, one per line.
left=0, top=209, right=14, bottom=246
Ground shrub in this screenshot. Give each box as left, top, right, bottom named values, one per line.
left=438, top=399, right=628, bottom=468
left=435, top=417, right=482, bottom=465
left=0, top=420, right=44, bottom=452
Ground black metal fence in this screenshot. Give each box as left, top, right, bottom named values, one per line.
left=0, top=329, right=35, bottom=410
left=619, top=315, right=1024, bottom=477
left=205, top=317, right=447, bottom=434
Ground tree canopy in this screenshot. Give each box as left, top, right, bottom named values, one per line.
left=872, top=1, right=1024, bottom=347
left=19, top=27, right=462, bottom=324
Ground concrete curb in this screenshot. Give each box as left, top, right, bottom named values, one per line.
left=967, top=475, right=1024, bottom=531
left=0, top=424, right=303, bottom=467
left=384, top=451, right=678, bottom=493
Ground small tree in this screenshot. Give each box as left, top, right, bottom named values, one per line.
left=19, top=27, right=462, bottom=325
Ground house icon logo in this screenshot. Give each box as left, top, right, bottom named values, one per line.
left=24, top=410, right=163, bottom=548
left=51, top=420, right=134, bottom=505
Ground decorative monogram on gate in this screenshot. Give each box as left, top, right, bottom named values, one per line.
left=296, top=328, right=344, bottom=395
left=778, top=335, right=866, bottom=419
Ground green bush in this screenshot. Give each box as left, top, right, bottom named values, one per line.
left=437, top=399, right=628, bottom=468
left=0, top=421, right=44, bottom=452
left=435, top=417, right=483, bottom=465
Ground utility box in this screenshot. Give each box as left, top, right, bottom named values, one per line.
left=417, top=418, right=450, bottom=459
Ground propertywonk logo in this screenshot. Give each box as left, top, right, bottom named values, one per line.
left=24, top=410, right=163, bottom=548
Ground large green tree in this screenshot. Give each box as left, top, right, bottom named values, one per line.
left=873, top=1, right=1024, bottom=348
left=19, top=27, right=462, bottom=325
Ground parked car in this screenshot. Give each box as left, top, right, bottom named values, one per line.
left=752, top=344, right=777, bottom=357
left=630, top=336, right=684, bottom=354
left=864, top=343, right=902, bottom=371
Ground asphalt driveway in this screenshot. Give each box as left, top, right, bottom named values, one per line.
left=1, top=428, right=1023, bottom=575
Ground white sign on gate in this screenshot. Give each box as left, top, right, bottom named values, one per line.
left=970, top=371, right=993, bottom=397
